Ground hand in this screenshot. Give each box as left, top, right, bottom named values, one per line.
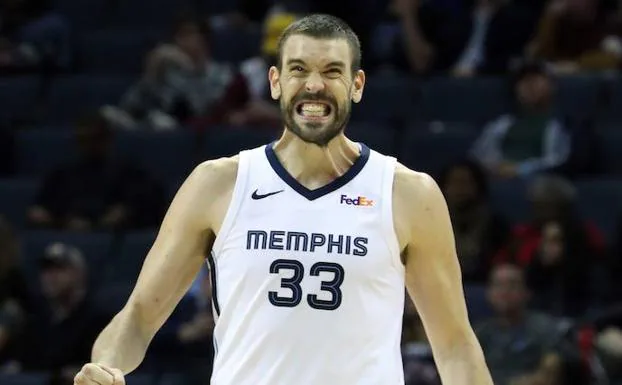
left=74, top=364, right=125, bottom=385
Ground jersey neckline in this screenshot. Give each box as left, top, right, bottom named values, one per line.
left=264, top=141, right=371, bottom=201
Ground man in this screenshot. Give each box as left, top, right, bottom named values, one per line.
left=74, top=14, right=493, bottom=385
left=476, top=264, right=577, bottom=385
left=18, top=243, right=108, bottom=382
left=470, top=60, right=571, bottom=179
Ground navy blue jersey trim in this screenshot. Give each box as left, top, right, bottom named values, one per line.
left=265, top=142, right=370, bottom=201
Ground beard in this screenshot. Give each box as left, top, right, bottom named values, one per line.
left=280, top=90, right=352, bottom=147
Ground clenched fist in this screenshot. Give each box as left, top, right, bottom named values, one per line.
left=74, top=363, right=125, bottom=385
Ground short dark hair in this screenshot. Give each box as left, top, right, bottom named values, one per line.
left=276, top=14, right=362, bottom=73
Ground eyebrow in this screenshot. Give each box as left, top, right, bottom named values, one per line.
left=286, top=59, right=346, bottom=69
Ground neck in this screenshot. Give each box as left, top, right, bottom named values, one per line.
left=272, top=131, right=360, bottom=190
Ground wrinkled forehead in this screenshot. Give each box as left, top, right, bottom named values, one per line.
left=281, top=35, right=352, bottom=70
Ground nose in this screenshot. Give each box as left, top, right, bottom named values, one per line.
left=305, top=72, right=325, bottom=94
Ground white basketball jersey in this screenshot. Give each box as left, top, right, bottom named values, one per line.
left=208, top=142, right=406, bottom=385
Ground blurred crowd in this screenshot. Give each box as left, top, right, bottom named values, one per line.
left=1, top=0, right=622, bottom=385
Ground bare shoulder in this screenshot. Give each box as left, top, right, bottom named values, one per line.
left=190, top=155, right=240, bottom=192
left=392, top=162, right=448, bottom=248
left=170, top=156, right=240, bottom=233
left=393, top=162, right=443, bottom=209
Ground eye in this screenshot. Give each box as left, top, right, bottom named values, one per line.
left=291, top=66, right=305, bottom=72
left=325, top=68, right=342, bottom=77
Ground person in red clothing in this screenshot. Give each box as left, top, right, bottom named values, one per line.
left=495, top=175, right=605, bottom=317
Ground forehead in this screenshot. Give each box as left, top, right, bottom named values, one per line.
left=281, top=35, right=352, bottom=67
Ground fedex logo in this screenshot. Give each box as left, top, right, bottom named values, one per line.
left=340, top=194, right=374, bottom=207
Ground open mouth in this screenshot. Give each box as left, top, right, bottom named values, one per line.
left=295, top=101, right=332, bottom=119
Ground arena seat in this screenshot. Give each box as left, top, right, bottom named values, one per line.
left=398, top=128, right=478, bottom=178
left=210, top=26, right=262, bottom=64
left=555, top=74, right=603, bottom=119
left=52, top=0, right=108, bottom=30
left=46, top=75, right=134, bottom=123
left=489, top=179, right=530, bottom=224
left=15, top=130, right=75, bottom=176
left=79, top=30, right=160, bottom=74
left=351, top=75, right=418, bottom=123
left=464, top=284, right=492, bottom=325
left=0, top=373, right=51, bottom=385
left=94, top=281, right=134, bottom=316
left=417, top=77, right=510, bottom=123
left=0, top=178, right=39, bottom=227
left=201, top=127, right=279, bottom=160
left=0, top=76, right=41, bottom=122
left=113, top=0, right=194, bottom=28
left=347, top=122, right=399, bottom=157
left=575, top=178, right=622, bottom=242
left=104, top=230, right=157, bottom=286
left=113, top=130, right=197, bottom=184
left=599, top=128, right=622, bottom=174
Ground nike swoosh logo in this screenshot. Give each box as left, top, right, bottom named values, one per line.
left=251, top=189, right=284, bottom=200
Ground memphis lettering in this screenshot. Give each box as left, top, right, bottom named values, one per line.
left=246, top=230, right=368, bottom=256
left=340, top=194, right=373, bottom=206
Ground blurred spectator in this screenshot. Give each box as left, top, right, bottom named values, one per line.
left=390, top=0, right=536, bottom=75
left=402, top=299, right=440, bottom=385
left=27, top=112, right=166, bottom=231
left=451, top=0, right=538, bottom=77
left=235, top=9, right=291, bottom=127
left=104, top=16, right=264, bottom=131
left=439, top=160, right=509, bottom=283
left=144, top=266, right=214, bottom=382
left=240, top=11, right=297, bottom=100
left=10, top=243, right=108, bottom=383
left=0, top=217, right=32, bottom=368
left=527, top=0, right=622, bottom=74
left=470, top=60, right=571, bottom=179
left=0, top=0, right=71, bottom=72
left=496, top=175, right=605, bottom=317
left=476, top=263, right=584, bottom=385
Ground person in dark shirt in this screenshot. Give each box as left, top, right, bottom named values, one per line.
left=13, top=242, right=108, bottom=382
left=27, top=112, right=166, bottom=231
left=439, top=160, right=509, bottom=283
left=0, top=216, right=33, bottom=366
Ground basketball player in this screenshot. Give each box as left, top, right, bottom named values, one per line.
left=74, top=14, right=493, bottom=385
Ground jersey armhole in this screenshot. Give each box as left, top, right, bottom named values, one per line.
left=381, top=156, right=404, bottom=273
left=211, top=149, right=252, bottom=256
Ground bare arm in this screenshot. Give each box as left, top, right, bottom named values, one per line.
left=91, top=158, right=236, bottom=374
left=394, top=165, right=493, bottom=385
left=392, top=0, right=435, bottom=74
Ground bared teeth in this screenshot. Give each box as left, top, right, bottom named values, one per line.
left=301, top=103, right=327, bottom=112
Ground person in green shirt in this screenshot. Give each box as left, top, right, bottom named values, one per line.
left=470, top=60, right=571, bottom=179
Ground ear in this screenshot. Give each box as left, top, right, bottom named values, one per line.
left=268, top=66, right=281, bottom=100
left=351, top=69, right=366, bottom=104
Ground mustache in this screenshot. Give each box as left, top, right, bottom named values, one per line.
left=291, top=93, right=337, bottom=108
